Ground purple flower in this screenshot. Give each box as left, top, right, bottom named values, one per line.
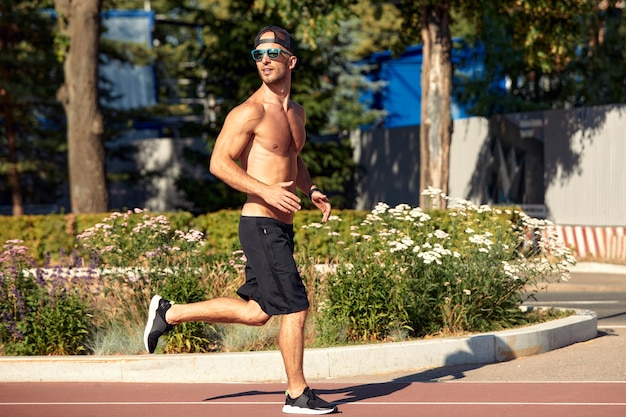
left=15, top=289, right=26, bottom=319
left=1, top=311, right=23, bottom=341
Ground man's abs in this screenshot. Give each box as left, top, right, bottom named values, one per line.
left=241, top=199, right=294, bottom=224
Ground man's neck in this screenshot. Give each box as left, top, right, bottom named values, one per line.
left=261, top=82, right=291, bottom=108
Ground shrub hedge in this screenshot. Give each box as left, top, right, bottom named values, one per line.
left=0, top=209, right=368, bottom=265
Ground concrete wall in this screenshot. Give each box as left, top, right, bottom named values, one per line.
left=107, top=137, right=208, bottom=212
left=543, top=105, right=626, bottom=227
left=351, top=126, right=422, bottom=209
left=352, top=104, right=626, bottom=229
left=351, top=117, right=491, bottom=211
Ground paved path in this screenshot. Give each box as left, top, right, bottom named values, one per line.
left=2, top=326, right=624, bottom=417
left=1, top=380, right=625, bottom=417
left=339, top=326, right=626, bottom=383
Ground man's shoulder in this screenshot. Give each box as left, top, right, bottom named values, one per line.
left=230, top=99, right=265, bottom=118
left=289, top=100, right=304, bottom=114
left=223, top=99, right=265, bottom=129
left=289, top=99, right=303, bottom=108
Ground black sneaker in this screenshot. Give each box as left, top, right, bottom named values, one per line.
left=143, top=295, right=174, bottom=353
left=282, top=387, right=337, bottom=415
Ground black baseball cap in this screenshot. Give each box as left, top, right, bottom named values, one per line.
left=254, top=25, right=295, bottom=53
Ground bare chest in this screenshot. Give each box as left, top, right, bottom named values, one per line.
left=255, top=106, right=305, bottom=154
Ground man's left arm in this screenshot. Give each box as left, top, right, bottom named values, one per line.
left=296, top=155, right=331, bottom=223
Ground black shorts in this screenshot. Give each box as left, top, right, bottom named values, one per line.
left=237, top=216, right=310, bottom=316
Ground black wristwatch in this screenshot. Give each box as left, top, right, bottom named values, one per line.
left=308, top=187, right=323, bottom=199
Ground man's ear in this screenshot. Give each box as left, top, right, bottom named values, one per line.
left=288, top=55, right=298, bottom=70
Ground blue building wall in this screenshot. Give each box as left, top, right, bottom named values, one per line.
left=362, top=41, right=485, bottom=128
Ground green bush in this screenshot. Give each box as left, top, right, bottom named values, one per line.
left=0, top=196, right=576, bottom=355
left=0, top=208, right=349, bottom=355
left=314, top=189, right=576, bottom=344
left=74, top=209, right=221, bottom=353
left=0, top=209, right=362, bottom=265
left=0, top=241, right=93, bottom=355
left=0, top=215, right=76, bottom=264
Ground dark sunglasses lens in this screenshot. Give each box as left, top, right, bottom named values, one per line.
left=251, top=49, right=285, bottom=61
left=267, top=49, right=280, bottom=59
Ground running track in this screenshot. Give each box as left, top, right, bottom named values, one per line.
left=1, top=381, right=625, bottom=417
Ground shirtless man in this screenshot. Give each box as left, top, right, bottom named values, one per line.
left=143, top=25, right=337, bottom=415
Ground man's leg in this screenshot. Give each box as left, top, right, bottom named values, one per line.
left=278, top=309, right=308, bottom=397
left=144, top=296, right=270, bottom=353
left=279, top=308, right=338, bottom=414
left=166, top=297, right=270, bottom=326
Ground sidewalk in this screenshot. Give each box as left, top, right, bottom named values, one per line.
left=1, top=262, right=624, bottom=384
left=334, top=326, right=625, bottom=383
left=569, top=261, right=626, bottom=275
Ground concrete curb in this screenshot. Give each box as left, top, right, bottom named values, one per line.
left=0, top=308, right=597, bottom=383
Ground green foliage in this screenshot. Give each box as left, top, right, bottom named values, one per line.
left=6, top=1, right=626, bottom=215
left=0, top=1, right=67, bottom=210
left=76, top=209, right=205, bottom=270
left=1, top=203, right=577, bottom=355
left=0, top=215, right=78, bottom=265
left=317, top=260, right=410, bottom=343
left=298, top=138, right=359, bottom=209
left=309, top=17, right=388, bottom=133
left=566, top=4, right=626, bottom=106
left=453, top=1, right=626, bottom=114
left=0, top=241, right=93, bottom=355
left=189, top=210, right=242, bottom=254
left=153, top=264, right=215, bottom=353
left=294, top=210, right=367, bottom=259
left=0, top=209, right=363, bottom=266
left=251, top=0, right=352, bottom=50
left=346, top=1, right=404, bottom=60
left=73, top=209, right=246, bottom=354
left=315, top=189, right=577, bottom=344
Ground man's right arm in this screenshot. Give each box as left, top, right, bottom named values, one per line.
left=209, top=104, right=265, bottom=195
left=209, top=104, right=301, bottom=214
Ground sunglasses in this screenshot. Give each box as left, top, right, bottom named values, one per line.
left=251, top=48, right=292, bottom=61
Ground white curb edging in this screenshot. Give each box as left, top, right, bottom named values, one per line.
left=0, top=309, right=597, bottom=383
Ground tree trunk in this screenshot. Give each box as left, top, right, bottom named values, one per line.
left=0, top=12, right=24, bottom=216
left=419, top=3, right=452, bottom=209
left=2, top=93, right=24, bottom=216
left=55, top=0, right=108, bottom=214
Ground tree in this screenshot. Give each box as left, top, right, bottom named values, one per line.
left=568, top=1, right=626, bottom=106
left=391, top=1, right=600, bottom=208
left=419, top=3, right=452, bottom=209
left=0, top=51, right=22, bottom=215
left=0, top=1, right=66, bottom=216
left=54, top=0, right=108, bottom=213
